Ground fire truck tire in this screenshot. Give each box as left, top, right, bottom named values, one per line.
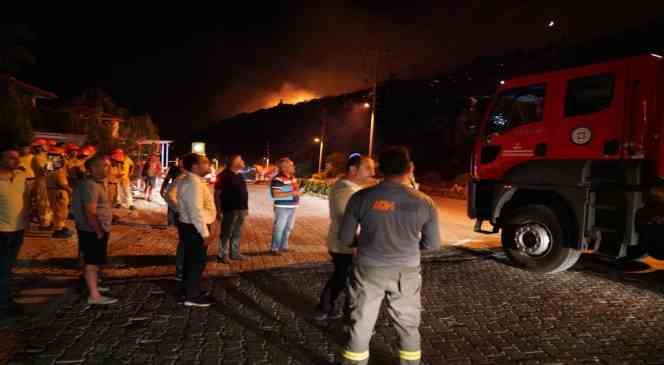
left=501, top=204, right=581, bottom=273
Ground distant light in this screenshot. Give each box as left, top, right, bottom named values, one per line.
left=547, top=20, right=555, bottom=28
left=313, top=137, right=321, bottom=143
left=191, top=142, right=206, bottom=155
left=500, top=80, right=505, bottom=85
left=650, top=53, right=663, bottom=59
left=363, top=102, right=371, bottom=109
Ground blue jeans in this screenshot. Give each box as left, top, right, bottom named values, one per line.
left=219, top=210, right=248, bottom=258
left=271, top=207, right=296, bottom=252
left=0, top=230, right=24, bottom=309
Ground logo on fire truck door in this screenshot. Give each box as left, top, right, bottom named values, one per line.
left=571, top=127, right=592, bottom=145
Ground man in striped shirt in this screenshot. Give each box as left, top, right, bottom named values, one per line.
left=269, top=158, right=301, bottom=255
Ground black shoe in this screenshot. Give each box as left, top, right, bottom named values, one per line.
left=269, top=251, right=282, bottom=256
left=52, top=229, right=73, bottom=239
left=184, top=296, right=213, bottom=308
left=230, top=254, right=248, bottom=261
left=38, top=225, right=52, bottom=231
left=114, top=204, right=122, bottom=209
left=129, top=206, right=136, bottom=211
left=217, top=256, right=231, bottom=264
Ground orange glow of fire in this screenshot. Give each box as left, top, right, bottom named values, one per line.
left=264, top=83, right=318, bottom=108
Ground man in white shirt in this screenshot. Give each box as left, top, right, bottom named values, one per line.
left=176, top=153, right=217, bottom=307
left=315, top=154, right=375, bottom=321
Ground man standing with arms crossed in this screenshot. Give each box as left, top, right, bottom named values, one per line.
left=215, top=155, right=249, bottom=263
left=270, top=158, right=301, bottom=255
left=177, top=153, right=216, bottom=307
left=337, top=147, right=441, bottom=365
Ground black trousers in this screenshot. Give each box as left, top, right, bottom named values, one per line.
left=318, top=252, right=354, bottom=314
left=179, top=223, right=208, bottom=299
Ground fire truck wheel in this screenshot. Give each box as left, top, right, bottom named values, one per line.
left=501, top=204, right=581, bottom=273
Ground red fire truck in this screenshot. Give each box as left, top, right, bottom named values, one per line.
left=467, top=54, right=664, bottom=273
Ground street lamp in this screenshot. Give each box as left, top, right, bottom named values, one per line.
left=363, top=102, right=371, bottom=109
left=313, top=137, right=324, bottom=174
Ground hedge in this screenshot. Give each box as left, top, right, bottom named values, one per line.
left=302, top=179, right=332, bottom=198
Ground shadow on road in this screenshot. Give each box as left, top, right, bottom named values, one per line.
left=241, top=270, right=396, bottom=365
left=452, top=245, right=664, bottom=296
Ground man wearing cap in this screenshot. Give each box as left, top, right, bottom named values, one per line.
left=31, top=139, right=52, bottom=230
left=337, top=146, right=441, bottom=365
left=0, top=145, right=31, bottom=320
left=46, top=147, right=74, bottom=239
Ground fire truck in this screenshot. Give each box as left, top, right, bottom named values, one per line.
left=467, top=54, right=664, bottom=273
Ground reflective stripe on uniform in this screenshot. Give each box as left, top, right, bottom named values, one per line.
left=342, top=350, right=369, bottom=361
left=399, top=350, right=421, bottom=361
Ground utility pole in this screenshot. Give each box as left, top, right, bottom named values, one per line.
left=265, top=140, right=270, bottom=170
left=368, top=49, right=380, bottom=158
left=318, top=108, right=326, bottom=174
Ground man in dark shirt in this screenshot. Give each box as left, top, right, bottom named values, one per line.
left=215, top=155, right=249, bottom=262
left=337, top=146, right=441, bottom=365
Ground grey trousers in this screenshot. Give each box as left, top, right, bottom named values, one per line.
left=219, top=209, right=248, bottom=258
left=341, top=264, right=423, bottom=365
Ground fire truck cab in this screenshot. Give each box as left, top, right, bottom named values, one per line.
left=468, top=54, right=664, bottom=273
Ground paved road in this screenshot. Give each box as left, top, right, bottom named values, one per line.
left=5, top=184, right=664, bottom=364
left=7, top=249, right=664, bottom=364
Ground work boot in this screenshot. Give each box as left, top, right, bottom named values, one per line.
left=129, top=205, right=136, bottom=211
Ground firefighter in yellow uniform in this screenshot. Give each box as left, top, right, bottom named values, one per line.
left=46, top=147, right=73, bottom=239
left=108, top=150, right=124, bottom=208
left=31, top=139, right=52, bottom=230
left=122, top=154, right=136, bottom=210
left=114, top=149, right=135, bottom=210
left=64, top=144, right=82, bottom=189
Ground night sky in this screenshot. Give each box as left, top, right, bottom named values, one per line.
left=13, top=1, right=664, bottom=140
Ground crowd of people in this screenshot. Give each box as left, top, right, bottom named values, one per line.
left=0, top=139, right=170, bottom=309
left=1, top=140, right=440, bottom=365
left=158, top=147, right=438, bottom=365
